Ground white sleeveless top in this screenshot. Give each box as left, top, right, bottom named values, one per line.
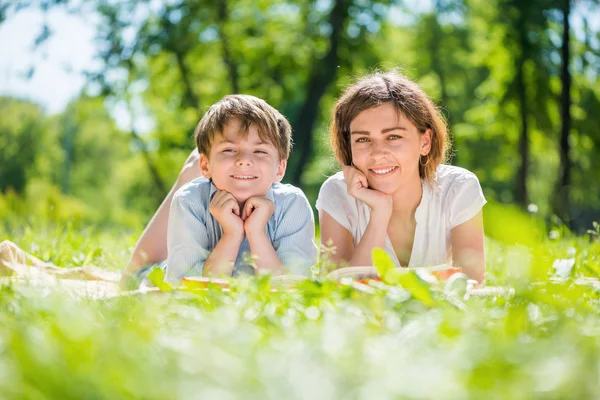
left=315, top=164, right=486, bottom=268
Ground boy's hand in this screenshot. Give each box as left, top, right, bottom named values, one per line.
left=209, top=190, right=244, bottom=238
left=242, top=196, right=275, bottom=238
left=343, top=165, right=392, bottom=216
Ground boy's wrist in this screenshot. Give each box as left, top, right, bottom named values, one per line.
left=245, top=228, right=268, bottom=243
left=222, top=230, right=245, bottom=244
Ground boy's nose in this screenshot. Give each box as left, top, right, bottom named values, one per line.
left=235, top=155, right=253, bottom=167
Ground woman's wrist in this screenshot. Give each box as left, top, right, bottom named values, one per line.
left=370, top=207, right=392, bottom=223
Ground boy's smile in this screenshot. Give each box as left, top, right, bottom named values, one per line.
left=199, top=117, right=286, bottom=206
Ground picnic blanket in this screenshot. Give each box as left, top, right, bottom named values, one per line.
left=0, top=240, right=126, bottom=299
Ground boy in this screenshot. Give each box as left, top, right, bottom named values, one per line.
left=164, top=94, right=317, bottom=285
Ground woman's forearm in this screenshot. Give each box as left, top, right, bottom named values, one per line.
left=347, top=211, right=390, bottom=267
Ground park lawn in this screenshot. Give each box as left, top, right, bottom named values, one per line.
left=0, top=218, right=599, bottom=399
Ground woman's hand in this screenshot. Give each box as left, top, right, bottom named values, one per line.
left=342, top=165, right=392, bottom=218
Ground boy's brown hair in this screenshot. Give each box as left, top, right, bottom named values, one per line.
left=194, top=94, right=292, bottom=160
left=330, top=71, right=451, bottom=182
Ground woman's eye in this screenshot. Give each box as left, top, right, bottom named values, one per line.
left=388, top=134, right=402, bottom=140
left=355, top=137, right=369, bottom=143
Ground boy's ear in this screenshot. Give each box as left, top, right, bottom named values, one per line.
left=275, top=159, right=287, bottom=183
left=421, top=128, right=432, bottom=156
left=199, top=153, right=211, bottom=178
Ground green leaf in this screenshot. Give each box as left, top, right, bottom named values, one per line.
left=147, top=267, right=174, bottom=292
left=372, top=248, right=396, bottom=282
left=372, top=248, right=435, bottom=307
left=387, top=268, right=435, bottom=307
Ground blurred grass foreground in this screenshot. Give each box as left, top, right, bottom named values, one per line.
left=1, top=200, right=599, bottom=399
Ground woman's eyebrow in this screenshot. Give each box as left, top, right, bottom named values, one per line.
left=381, top=126, right=408, bottom=134
left=350, top=126, right=407, bottom=135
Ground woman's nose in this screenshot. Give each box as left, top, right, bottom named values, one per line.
left=370, top=141, right=388, bottom=159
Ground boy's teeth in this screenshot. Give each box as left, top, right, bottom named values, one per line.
left=372, top=167, right=395, bottom=175
left=233, top=175, right=257, bottom=179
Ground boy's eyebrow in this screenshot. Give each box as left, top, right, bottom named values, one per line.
left=215, top=139, right=272, bottom=146
left=350, top=126, right=408, bottom=135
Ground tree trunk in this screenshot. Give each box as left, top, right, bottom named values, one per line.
left=130, top=128, right=167, bottom=196
left=553, top=0, right=572, bottom=224
left=288, top=0, right=350, bottom=186
left=173, top=49, right=200, bottom=110
left=217, top=0, right=240, bottom=93
left=61, top=116, right=76, bottom=194
left=515, top=7, right=529, bottom=208
left=430, top=2, right=453, bottom=162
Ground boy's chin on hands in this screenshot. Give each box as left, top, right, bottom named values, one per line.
left=242, top=196, right=275, bottom=236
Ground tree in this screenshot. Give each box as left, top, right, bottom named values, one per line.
left=0, top=97, right=46, bottom=193
left=552, top=0, right=572, bottom=224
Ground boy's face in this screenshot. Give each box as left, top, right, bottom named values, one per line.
left=199, top=117, right=286, bottom=205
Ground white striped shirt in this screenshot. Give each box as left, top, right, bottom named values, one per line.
left=166, top=178, right=318, bottom=284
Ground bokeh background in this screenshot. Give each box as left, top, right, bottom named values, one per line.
left=1, top=0, right=599, bottom=233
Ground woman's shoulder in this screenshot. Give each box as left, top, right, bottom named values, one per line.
left=316, top=171, right=354, bottom=209
left=318, top=171, right=348, bottom=197
left=322, top=170, right=346, bottom=185
left=434, top=164, right=481, bottom=191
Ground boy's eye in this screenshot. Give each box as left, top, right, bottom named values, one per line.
left=254, top=149, right=268, bottom=154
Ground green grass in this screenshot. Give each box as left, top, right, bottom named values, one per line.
left=1, top=214, right=600, bottom=399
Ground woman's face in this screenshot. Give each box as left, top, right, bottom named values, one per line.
left=349, top=102, right=431, bottom=195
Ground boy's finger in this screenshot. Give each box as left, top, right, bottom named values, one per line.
left=241, top=202, right=250, bottom=221
left=224, top=198, right=240, bottom=216
left=242, top=198, right=256, bottom=220
left=211, top=190, right=228, bottom=207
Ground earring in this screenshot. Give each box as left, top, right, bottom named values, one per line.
left=419, top=155, right=429, bottom=167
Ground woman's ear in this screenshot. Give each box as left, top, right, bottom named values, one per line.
left=199, top=153, right=212, bottom=179
left=275, top=159, right=287, bottom=183
left=421, top=129, right=433, bottom=156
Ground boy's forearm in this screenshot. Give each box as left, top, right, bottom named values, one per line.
left=247, top=232, right=284, bottom=275
left=203, top=233, right=244, bottom=277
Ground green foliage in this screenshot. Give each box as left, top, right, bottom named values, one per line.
left=0, top=97, right=46, bottom=193
left=2, top=1, right=600, bottom=229
left=1, top=219, right=600, bottom=398
left=147, top=267, right=173, bottom=292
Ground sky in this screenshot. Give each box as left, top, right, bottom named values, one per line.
left=0, top=3, right=598, bottom=120
left=0, top=6, right=100, bottom=114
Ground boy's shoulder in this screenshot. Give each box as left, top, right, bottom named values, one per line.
left=173, top=177, right=213, bottom=206
left=271, top=182, right=309, bottom=201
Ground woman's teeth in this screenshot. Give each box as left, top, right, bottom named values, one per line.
left=371, top=167, right=396, bottom=175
